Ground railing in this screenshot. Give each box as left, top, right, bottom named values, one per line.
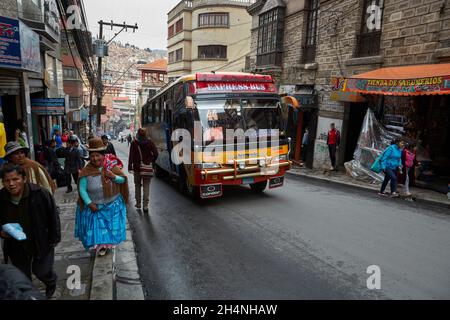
left=256, top=52, right=282, bottom=68
left=355, top=31, right=381, bottom=57
left=169, top=0, right=256, bottom=20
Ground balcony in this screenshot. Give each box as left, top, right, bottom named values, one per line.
left=17, top=0, right=60, bottom=43
left=355, top=31, right=381, bottom=58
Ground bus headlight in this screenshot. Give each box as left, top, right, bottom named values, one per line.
left=239, top=163, right=246, bottom=170
left=202, top=163, right=221, bottom=169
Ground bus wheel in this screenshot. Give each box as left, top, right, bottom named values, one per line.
left=250, top=181, right=267, bottom=193
left=179, top=170, right=200, bottom=200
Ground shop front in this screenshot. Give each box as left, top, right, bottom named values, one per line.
left=333, top=63, right=450, bottom=194
left=280, top=85, right=319, bottom=168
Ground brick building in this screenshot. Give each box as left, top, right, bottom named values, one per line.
left=247, top=0, right=450, bottom=177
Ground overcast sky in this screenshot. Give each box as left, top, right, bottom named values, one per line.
left=83, top=0, right=181, bottom=50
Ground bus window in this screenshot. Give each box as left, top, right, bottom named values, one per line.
left=174, top=83, right=184, bottom=109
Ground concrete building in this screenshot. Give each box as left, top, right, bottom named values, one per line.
left=121, top=80, right=141, bottom=106
left=167, top=0, right=256, bottom=81
left=247, top=0, right=450, bottom=171
left=0, top=0, right=64, bottom=157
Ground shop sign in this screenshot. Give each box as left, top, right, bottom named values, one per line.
left=0, top=16, right=41, bottom=72
left=345, top=76, right=450, bottom=95
left=0, top=16, right=21, bottom=69
left=31, top=98, right=66, bottom=115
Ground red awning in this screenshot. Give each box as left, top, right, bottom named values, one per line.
left=340, top=64, right=450, bottom=96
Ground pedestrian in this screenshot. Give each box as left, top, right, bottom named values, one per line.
left=0, top=264, right=46, bottom=300
left=402, top=143, right=416, bottom=197
left=327, top=123, right=340, bottom=171
left=128, top=128, right=158, bottom=213
left=75, top=137, right=128, bottom=256
left=43, top=140, right=61, bottom=180
left=301, top=127, right=309, bottom=163
left=127, top=133, right=132, bottom=147
left=0, top=163, right=61, bottom=299
left=52, top=126, right=63, bottom=149
left=56, top=136, right=84, bottom=193
left=378, top=139, right=405, bottom=197
left=101, top=135, right=117, bottom=156
left=0, top=113, right=6, bottom=166
left=61, top=130, right=69, bottom=148
left=4, top=142, right=56, bottom=195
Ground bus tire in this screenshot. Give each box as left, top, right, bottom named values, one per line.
left=179, top=168, right=200, bottom=200
left=250, top=181, right=268, bottom=193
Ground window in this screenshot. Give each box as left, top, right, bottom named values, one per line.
left=175, top=48, right=183, bottom=62
left=63, top=67, right=78, bottom=79
left=198, top=45, right=227, bottom=59
left=168, top=25, right=174, bottom=38
left=303, top=0, right=319, bottom=63
left=355, top=0, right=384, bottom=57
left=169, top=51, right=175, bottom=63
left=69, top=97, right=80, bottom=109
left=256, top=8, right=285, bottom=67
left=198, top=13, right=229, bottom=27
left=175, top=19, right=183, bottom=33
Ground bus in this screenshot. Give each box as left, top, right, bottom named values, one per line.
left=142, top=72, right=298, bottom=199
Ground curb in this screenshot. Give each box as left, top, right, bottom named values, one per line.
left=89, top=225, right=144, bottom=300
left=89, top=251, right=114, bottom=300
left=287, top=171, right=450, bottom=210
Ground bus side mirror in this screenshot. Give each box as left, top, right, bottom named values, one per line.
left=185, top=96, right=194, bottom=109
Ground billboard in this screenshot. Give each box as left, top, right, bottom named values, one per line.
left=0, top=16, right=21, bottom=69
left=0, top=15, right=41, bottom=73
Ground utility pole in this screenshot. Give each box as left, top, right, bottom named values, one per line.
left=95, top=20, right=138, bottom=129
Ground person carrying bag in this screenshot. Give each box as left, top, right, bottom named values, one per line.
left=128, top=128, right=158, bottom=213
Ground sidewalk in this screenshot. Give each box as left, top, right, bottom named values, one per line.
left=0, top=186, right=144, bottom=300
left=288, top=166, right=450, bottom=210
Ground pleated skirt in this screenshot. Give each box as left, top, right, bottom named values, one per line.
left=75, top=195, right=127, bottom=250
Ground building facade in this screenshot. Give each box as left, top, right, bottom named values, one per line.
left=167, top=0, right=256, bottom=81
left=247, top=0, right=450, bottom=173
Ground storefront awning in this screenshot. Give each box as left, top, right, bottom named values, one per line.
left=337, top=64, right=450, bottom=96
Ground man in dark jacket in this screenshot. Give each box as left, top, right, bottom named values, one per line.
left=56, top=135, right=83, bottom=193
left=0, top=163, right=61, bottom=299
left=128, top=128, right=158, bottom=213
left=0, top=264, right=46, bottom=300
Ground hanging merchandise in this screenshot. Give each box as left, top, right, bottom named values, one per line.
left=344, top=109, right=406, bottom=182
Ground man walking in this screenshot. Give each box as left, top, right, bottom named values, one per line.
left=128, top=128, right=158, bottom=213
left=327, top=123, right=340, bottom=171
left=56, top=136, right=84, bottom=193
left=127, top=133, right=132, bottom=147
left=0, top=164, right=61, bottom=299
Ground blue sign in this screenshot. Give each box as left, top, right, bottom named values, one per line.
left=0, top=16, right=21, bottom=69
left=31, top=98, right=66, bottom=115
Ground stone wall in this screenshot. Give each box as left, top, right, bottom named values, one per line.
left=0, top=0, right=18, bottom=18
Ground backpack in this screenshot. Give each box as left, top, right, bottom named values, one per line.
left=405, top=150, right=415, bottom=168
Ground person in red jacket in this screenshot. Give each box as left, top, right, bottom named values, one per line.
left=128, top=128, right=158, bottom=213
left=327, top=123, right=341, bottom=171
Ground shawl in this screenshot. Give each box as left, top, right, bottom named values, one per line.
left=21, top=158, right=56, bottom=194
left=77, top=162, right=129, bottom=210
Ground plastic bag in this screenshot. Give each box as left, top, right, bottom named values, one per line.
left=2, top=224, right=27, bottom=241
left=344, top=109, right=403, bottom=182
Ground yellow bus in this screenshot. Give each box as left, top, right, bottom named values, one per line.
left=142, top=72, right=296, bottom=199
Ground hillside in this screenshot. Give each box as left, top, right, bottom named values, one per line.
left=103, top=41, right=167, bottom=84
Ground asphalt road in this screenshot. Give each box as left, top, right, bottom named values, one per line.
left=114, top=141, right=450, bottom=300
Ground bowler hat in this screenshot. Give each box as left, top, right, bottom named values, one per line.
left=87, top=137, right=106, bottom=152
left=4, top=142, right=29, bottom=159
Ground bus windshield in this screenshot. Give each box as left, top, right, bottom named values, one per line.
left=195, top=98, right=281, bottom=143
